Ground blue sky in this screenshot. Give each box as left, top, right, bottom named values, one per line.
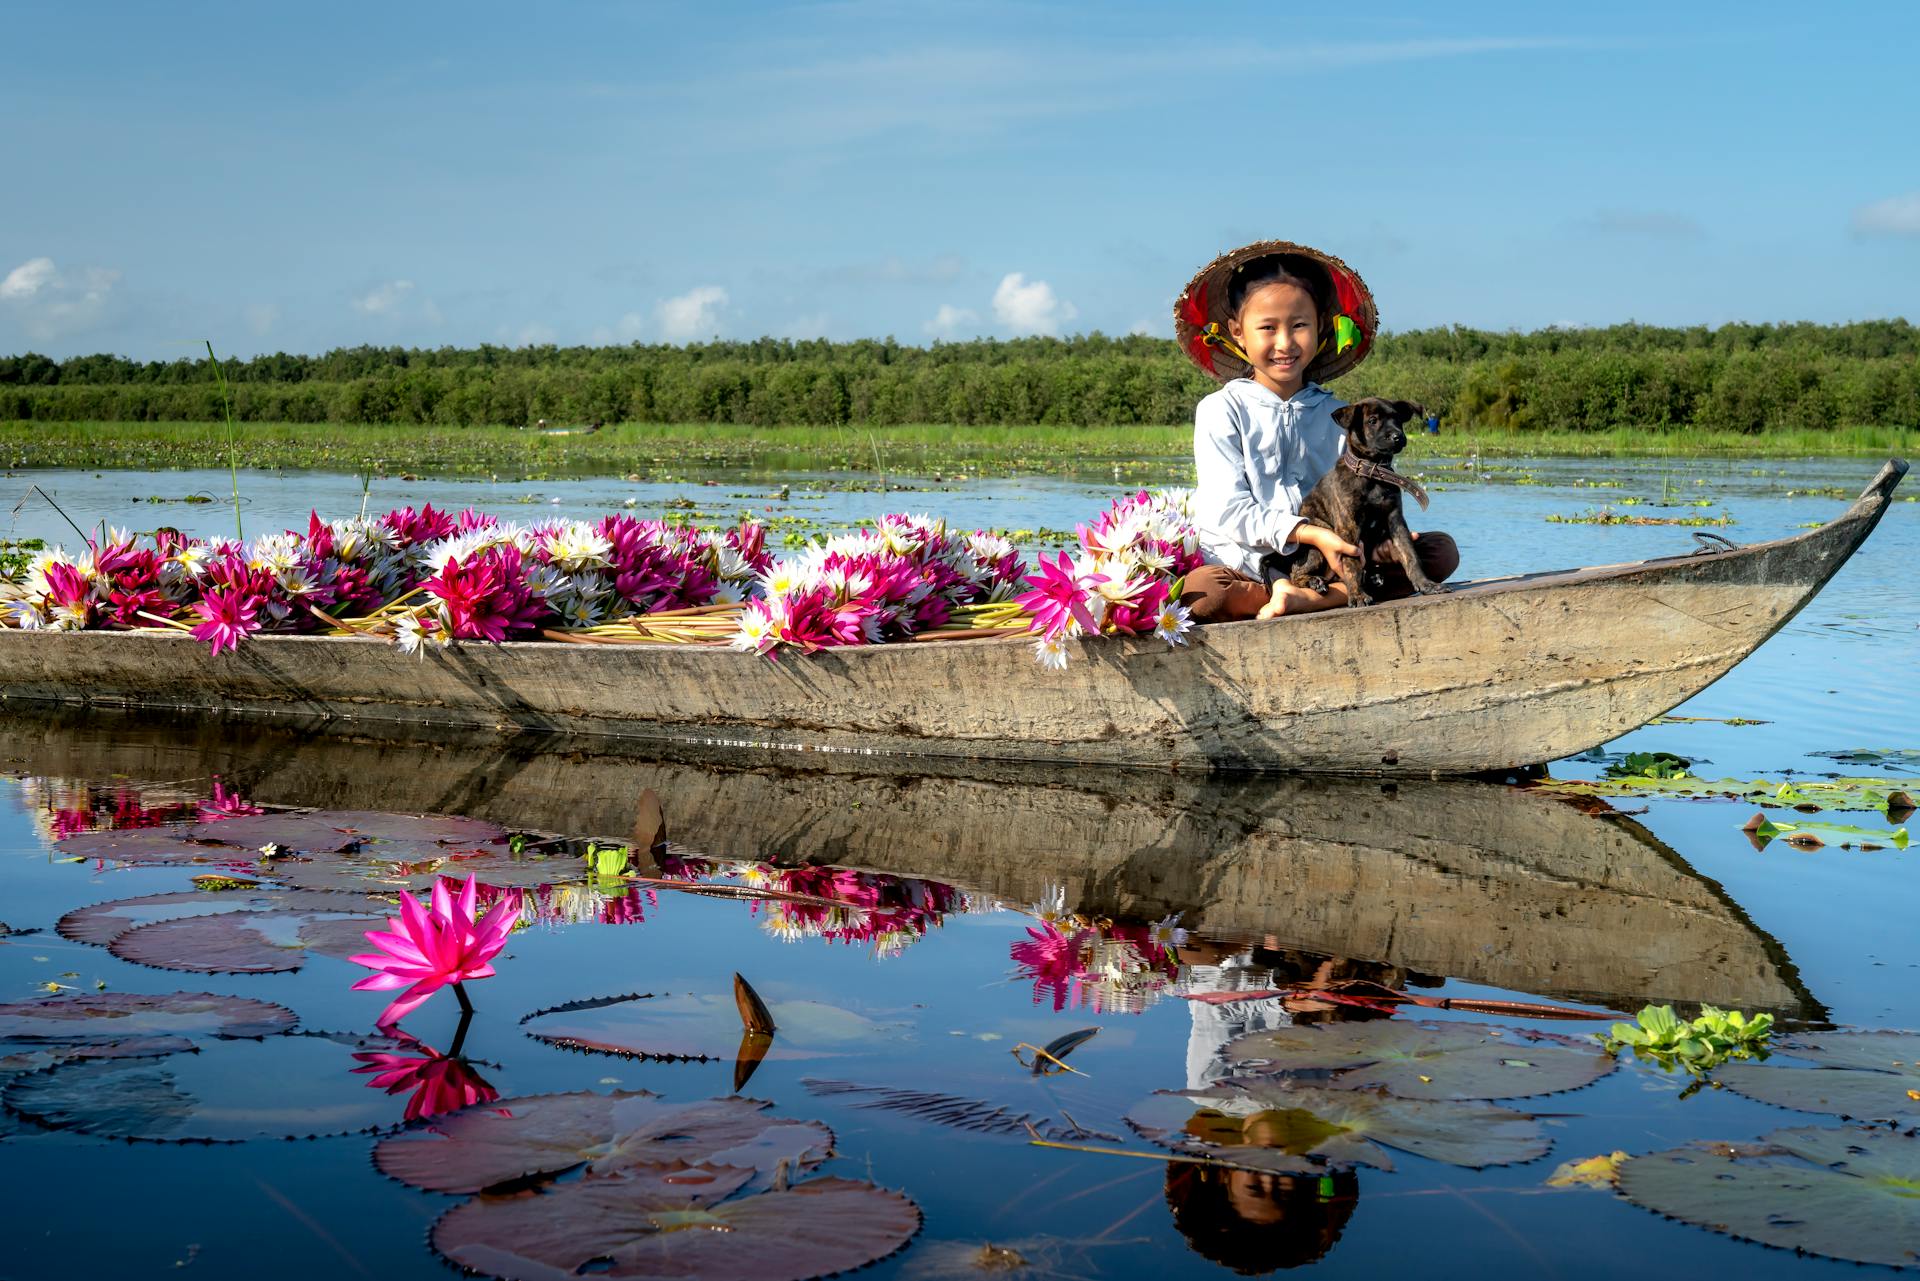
left=3, top=1, right=1916, bottom=359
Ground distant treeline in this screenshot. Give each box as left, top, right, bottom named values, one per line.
left=3, top=321, right=1916, bottom=434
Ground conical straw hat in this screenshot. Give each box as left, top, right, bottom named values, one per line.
left=1173, top=240, right=1378, bottom=384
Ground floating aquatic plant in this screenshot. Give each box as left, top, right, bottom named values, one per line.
left=429, top=1167, right=921, bottom=1281
left=1716, top=1030, right=1920, bottom=1124
left=374, top=1090, right=833, bottom=1194
left=111, top=900, right=389, bottom=975
left=1600, top=1004, right=1773, bottom=1079
left=350, top=874, right=518, bottom=1025
left=0, top=991, right=297, bottom=1044
left=520, top=990, right=907, bottom=1062
left=1126, top=1078, right=1550, bottom=1172
left=2, top=1032, right=405, bottom=1142
left=1617, top=1126, right=1920, bottom=1269
left=1225, top=1019, right=1617, bottom=1101
left=56, top=887, right=376, bottom=948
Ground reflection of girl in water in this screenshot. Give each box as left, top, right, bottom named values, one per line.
left=1177, top=939, right=1411, bottom=1089
left=1165, top=1165, right=1360, bottom=1273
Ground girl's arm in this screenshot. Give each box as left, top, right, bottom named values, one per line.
left=1192, top=395, right=1305, bottom=554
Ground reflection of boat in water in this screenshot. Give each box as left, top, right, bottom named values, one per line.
left=0, top=464, right=1904, bottom=773
left=0, top=707, right=1820, bottom=1019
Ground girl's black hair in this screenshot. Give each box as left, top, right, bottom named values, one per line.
left=1226, top=253, right=1335, bottom=326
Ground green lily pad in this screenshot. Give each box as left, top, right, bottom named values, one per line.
left=1126, top=1078, right=1549, bottom=1172
left=1543, top=773, right=1920, bottom=813
left=1812, top=749, right=1920, bottom=770
left=1718, top=1031, right=1920, bottom=1124
left=1, top=1032, right=402, bottom=1142
left=521, top=991, right=909, bottom=1062
left=430, top=1170, right=922, bottom=1281
left=375, top=1091, right=834, bottom=1194
left=1618, top=1126, right=1920, bottom=1269
left=1223, top=1019, right=1615, bottom=1100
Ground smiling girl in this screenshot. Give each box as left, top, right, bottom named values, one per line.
left=1173, top=241, right=1456, bottom=621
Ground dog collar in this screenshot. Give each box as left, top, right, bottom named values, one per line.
left=1338, top=451, right=1430, bottom=511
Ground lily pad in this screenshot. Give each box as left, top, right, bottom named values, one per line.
left=52, top=827, right=263, bottom=867
left=1718, top=1030, right=1920, bottom=1125
left=108, top=906, right=388, bottom=974
left=58, top=888, right=382, bottom=948
left=1223, top=1019, right=1615, bottom=1100
left=375, top=1090, right=834, bottom=1194
left=183, top=809, right=509, bottom=853
left=1126, top=1078, right=1549, bottom=1172
left=0, top=991, right=297, bottom=1043
left=521, top=991, right=907, bottom=1062
left=1618, top=1126, right=1920, bottom=1269
left=270, top=846, right=580, bottom=894
left=1, top=1032, right=403, bottom=1141
left=430, top=1171, right=921, bottom=1281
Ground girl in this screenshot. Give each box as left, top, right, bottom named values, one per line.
left=1173, top=241, right=1457, bottom=621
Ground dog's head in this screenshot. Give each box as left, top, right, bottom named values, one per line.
left=1331, top=398, right=1426, bottom=461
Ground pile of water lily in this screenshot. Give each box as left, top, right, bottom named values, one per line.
left=0, top=489, right=1203, bottom=668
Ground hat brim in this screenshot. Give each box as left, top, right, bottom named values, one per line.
left=1173, top=240, right=1378, bottom=385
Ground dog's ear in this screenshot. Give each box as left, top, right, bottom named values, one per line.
left=1331, top=404, right=1357, bottom=430
left=1393, top=400, right=1427, bottom=421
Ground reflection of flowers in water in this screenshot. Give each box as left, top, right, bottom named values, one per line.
left=350, top=1032, right=500, bottom=1122
left=479, top=882, right=657, bottom=929
left=1011, top=915, right=1187, bottom=1013
left=741, top=864, right=969, bottom=958
left=19, top=774, right=263, bottom=845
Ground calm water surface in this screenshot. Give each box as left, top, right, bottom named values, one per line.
left=0, top=455, right=1915, bottom=1279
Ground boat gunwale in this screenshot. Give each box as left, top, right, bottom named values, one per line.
left=10, top=457, right=1900, bottom=659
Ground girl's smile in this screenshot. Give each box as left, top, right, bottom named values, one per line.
left=1228, top=281, right=1320, bottom=398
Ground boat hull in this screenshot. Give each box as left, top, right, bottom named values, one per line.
left=0, top=460, right=1905, bottom=774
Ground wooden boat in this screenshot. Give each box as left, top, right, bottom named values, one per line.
left=0, top=459, right=1905, bottom=775
left=2, top=707, right=1823, bottom=1018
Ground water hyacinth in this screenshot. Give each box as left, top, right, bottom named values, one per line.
left=0, top=489, right=1205, bottom=667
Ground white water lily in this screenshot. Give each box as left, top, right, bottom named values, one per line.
left=1152, top=602, right=1194, bottom=646
left=1033, top=633, right=1070, bottom=670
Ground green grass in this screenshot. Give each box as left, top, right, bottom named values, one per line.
left=2, top=419, right=1914, bottom=480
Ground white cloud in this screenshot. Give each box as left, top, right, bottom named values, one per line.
left=992, top=272, right=1076, bottom=335
left=0, top=256, right=120, bottom=340
left=656, top=285, right=728, bottom=341
left=517, top=323, right=558, bottom=346
left=1, top=258, right=57, bottom=300
left=352, top=280, right=415, bottom=315
left=1853, top=193, right=1920, bottom=238
left=1127, top=318, right=1157, bottom=336
left=244, top=303, right=280, bottom=336
left=923, top=303, right=981, bottom=338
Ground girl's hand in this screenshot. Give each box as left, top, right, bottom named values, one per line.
left=1297, top=523, right=1360, bottom=564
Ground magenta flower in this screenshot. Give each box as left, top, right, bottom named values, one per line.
left=351, top=1035, right=500, bottom=1121
left=1010, top=920, right=1093, bottom=1011
left=349, top=875, right=518, bottom=1026
left=190, top=585, right=265, bottom=655
left=1017, top=552, right=1107, bottom=640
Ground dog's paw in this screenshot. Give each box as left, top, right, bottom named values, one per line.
left=1350, top=592, right=1374, bottom=607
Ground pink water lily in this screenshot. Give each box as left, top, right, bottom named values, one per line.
left=349, top=875, right=518, bottom=1026
left=1017, top=552, right=1106, bottom=640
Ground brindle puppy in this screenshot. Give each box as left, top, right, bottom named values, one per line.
left=1263, top=398, right=1437, bottom=607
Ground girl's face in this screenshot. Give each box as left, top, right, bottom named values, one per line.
left=1228, top=281, right=1320, bottom=398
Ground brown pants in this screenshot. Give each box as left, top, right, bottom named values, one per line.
left=1179, top=531, right=1459, bottom=623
